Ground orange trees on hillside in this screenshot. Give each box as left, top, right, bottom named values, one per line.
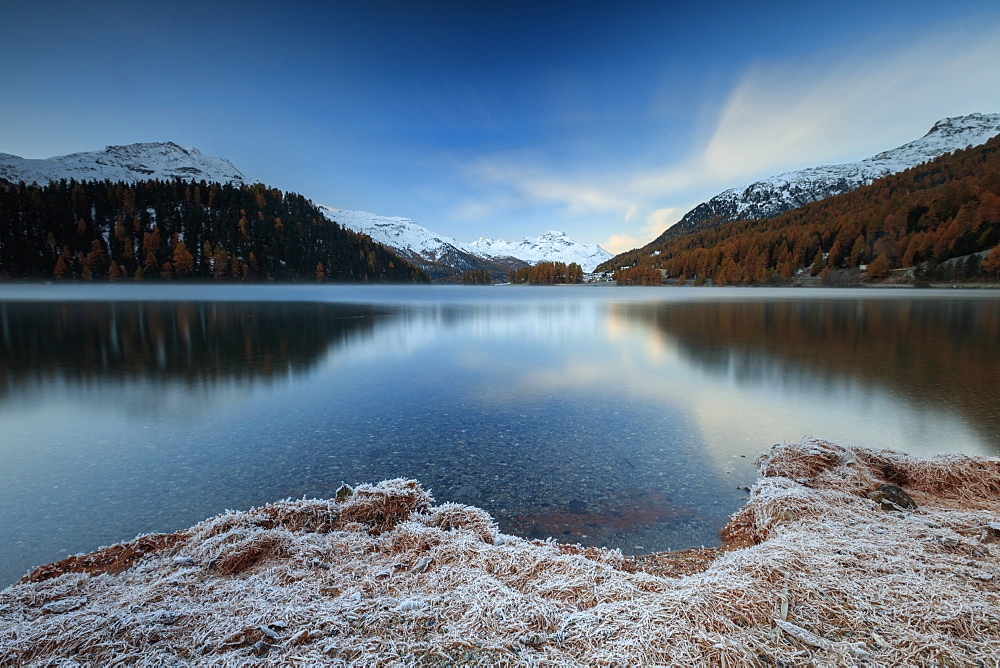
left=602, top=135, right=1000, bottom=284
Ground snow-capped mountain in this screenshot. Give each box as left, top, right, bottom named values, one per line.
left=2, top=140, right=609, bottom=277
left=322, top=208, right=478, bottom=262
left=0, top=142, right=254, bottom=185
left=320, top=208, right=526, bottom=280
left=659, top=112, right=1000, bottom=242
left=469, top=231, right=612, bottom=272
left=323, top=208, right=611, bottom=277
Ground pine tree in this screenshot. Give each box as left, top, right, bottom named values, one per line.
left=983, top=247, right=1000, bottom=277
left=866, top=254, right=890, bottom=280
left=172, top=240, right=194, bottom=277
left=108, top=261, right=123, bottom=282
left=810, top=250, right=825, bottom=275
left=53, top=246, right=71, bottom=279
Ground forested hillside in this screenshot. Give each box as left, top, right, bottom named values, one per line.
left=598, top=136, right=1000, bottom=284
left=0, top=179, right=428, bottom=283
left=508, top=261, right=584, bottom=284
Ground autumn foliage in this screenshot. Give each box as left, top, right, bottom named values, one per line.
left=599, top=136, right=1000, bottom=283
left=461, top=269, right=491, bottom=285
left=0, top=179, right=428, bottom=283
left=508, top=261, right=584, bottom=284
left=613, top=265, right=662, bottom=285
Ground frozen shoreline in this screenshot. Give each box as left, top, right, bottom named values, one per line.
left=2, top=440, right=999, bottom=665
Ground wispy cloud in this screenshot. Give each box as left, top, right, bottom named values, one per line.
left=697, top=25, right=1000, bottom=181
left=462, top=154, right=633, bottom=216
left=602, top=207, right=681, bottom=255
left=631, top=23, right=1000, bottom=197
left=453, top=21, right=1000, bottom=252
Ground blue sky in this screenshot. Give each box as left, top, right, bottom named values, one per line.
left=3, top=1, right=1000, bottom=252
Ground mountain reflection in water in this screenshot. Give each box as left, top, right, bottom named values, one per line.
left=624, top=298, right=1000, bottom=451
left=0, top=300, right=383, bottom=397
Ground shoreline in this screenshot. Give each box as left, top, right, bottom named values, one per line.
left=2, top=439, right=998, bottom=664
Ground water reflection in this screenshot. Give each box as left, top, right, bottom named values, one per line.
left=1, top=289, right=998, bottom=588
left=0, top=301, right=384, bottom=403
left=621, top=299, right=1000, bottom=453
left=0, top=295, right=737, bottom=587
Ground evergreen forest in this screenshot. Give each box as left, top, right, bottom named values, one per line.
left=598, top=136, right=1000, bottom=284
left=0, top=179, right=428, bottom=283
left=508, top=261, right=584, bottom=285
left=460, top=269, right=492, bottom=285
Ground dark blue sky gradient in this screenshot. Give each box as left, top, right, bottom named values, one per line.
left=3, top=0, right=1000, bottom=249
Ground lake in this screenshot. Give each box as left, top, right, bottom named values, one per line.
left=1, top=284, right=998, bottom=587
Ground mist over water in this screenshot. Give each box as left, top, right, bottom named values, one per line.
left=1, top=285, right=998, bottom=586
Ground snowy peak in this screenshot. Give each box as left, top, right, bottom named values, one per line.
left=5, top=140, right=612, bottom=274
left=468, top=230, right=611, bottom=272
left=319, top=208, right=517, bottom=280
left=325, top=209, right=611, bottom=276
left=321, top=208, right=476, bottom=260
left=661, top=113, right=1000, bottom=241
left=869, top=112, right=1000, bottom=164
left=0, top=142, right=254, bottom=186
left=924, top=112, right=1000, bottom=140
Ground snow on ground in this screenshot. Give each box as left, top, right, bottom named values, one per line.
left=2, top=439, right=998, bottom=665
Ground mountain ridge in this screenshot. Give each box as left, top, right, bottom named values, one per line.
left=323, top=208, right=611, bottom=277
left=319, top=208, right=525, bottom=281
left=468, top=230, right=611, bottom=272
left=597, top=132, right=1000, bottom=284
left=0, top=140, right=608, bottom=280
left=643, top=112, right=1000, bottom=251
left=0, top=142, right=254, bottom=186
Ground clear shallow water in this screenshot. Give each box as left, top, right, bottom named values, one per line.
left=1, top=285, right=998, bottom=586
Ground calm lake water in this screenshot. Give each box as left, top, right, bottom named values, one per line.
left=1, top=284, right=999, bottom=586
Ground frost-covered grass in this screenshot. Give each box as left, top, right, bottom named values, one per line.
left=1, top=440, right=999, bottom=665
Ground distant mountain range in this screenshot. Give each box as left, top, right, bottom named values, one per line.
left=0, top=142, right=255, bottom=186
left=642, top=112, right=1000, bottom=250
left=318, top=208, right=525, bottom=280
left=0, top=141, right=610, bottom=281
left=321, top=208, right=611, bottom=278
left=468, top=231, right=611, bottom=272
